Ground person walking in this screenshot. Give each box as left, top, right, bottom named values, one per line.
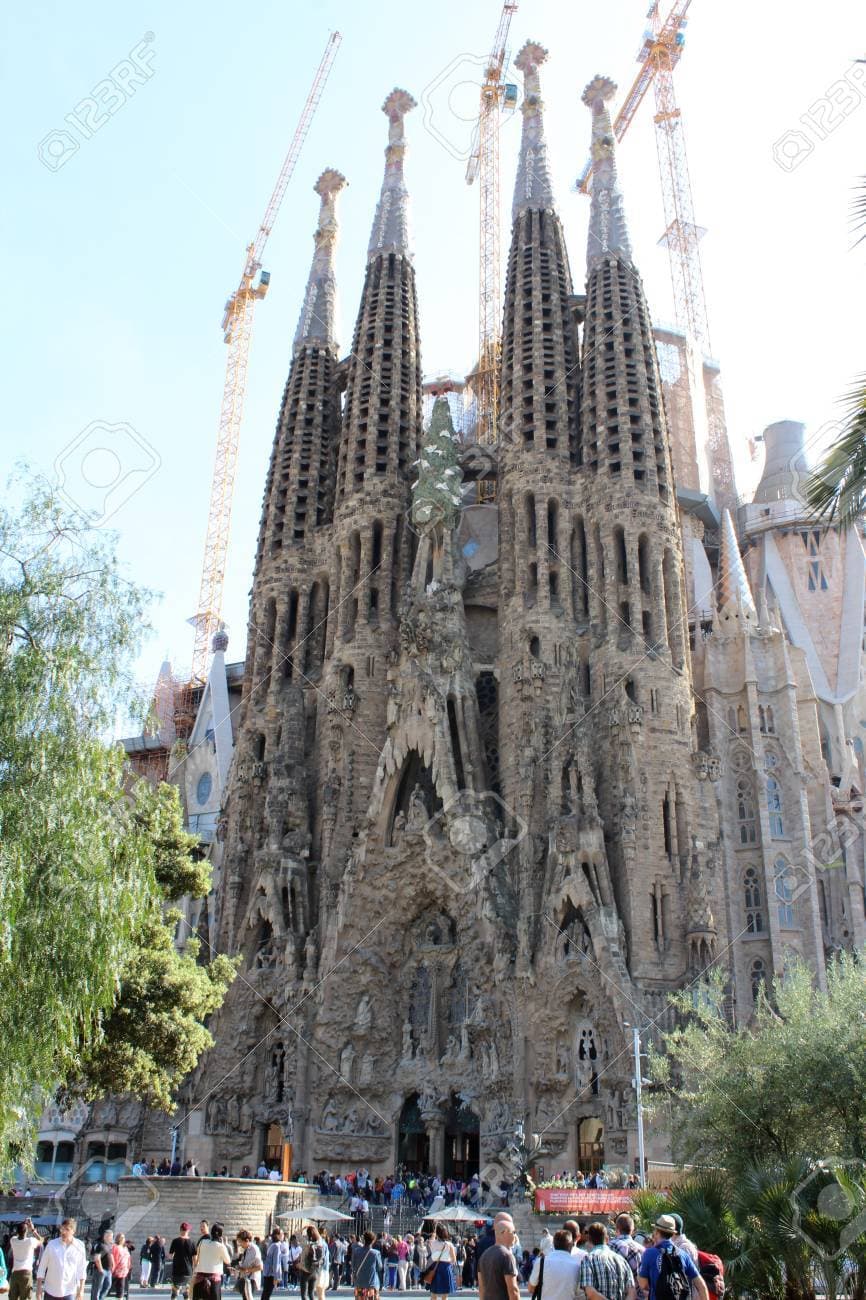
left=234, top=1232, right=262, bottom=1300
left=110, top=1236, right=131, bottom=1299
left=9, top=1220, right=42, bottom=1300
left=330, top=1237, right=346, bottom=1293
left=36, top=1220, right=87, bottom=1300
left=637, top=1217, right=707, bottom=1300
left=140, top=1240, right=154, bottom=1289
left=191, top=1224, right=232, bottom=1300
left=286, top=1237, right=302, bottom=1290
left=350, top=1233, right=382, bottom=1300
left=577, top=1224, right=634, bottom=1300
left=169, top=1224, right=197, bottom=1300
left=528, top=1229, right=583, bottom=1300
left=610, top=1215, right=644, bottom=1284
left=262, top=1232, right=283, bottom=1300
left=298, top=1229, right=325, bottom=1300
left=476, top=1218, right=518, bottom=1300
left=426, top=1227, right=456, bottom=1300
left=90, top=1234, right=114, bottom=1300
left=150, top=1239, right=167, bottom=1288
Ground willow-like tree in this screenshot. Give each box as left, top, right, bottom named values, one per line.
left=0, top=482, right=234, bottom=1173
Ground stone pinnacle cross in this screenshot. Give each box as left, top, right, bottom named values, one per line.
left=582, top=75, right=633, bottom=269
left=368, top=88, right=416, bottom=259
left=512, top=41, right=556, bottom=219
left=293, top=168, right=347, bottom=352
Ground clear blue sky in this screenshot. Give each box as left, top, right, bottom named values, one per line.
left=3, top=0, right=863, bottom=705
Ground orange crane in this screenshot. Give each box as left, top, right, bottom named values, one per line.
left=465, top=1, right=519, bottom=473
left=189, top=31, right=342, bottom=686
left=576, top=1, right=711, bottom=354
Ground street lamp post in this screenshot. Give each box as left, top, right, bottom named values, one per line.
left=632, top=1026, right=647, bottom=1189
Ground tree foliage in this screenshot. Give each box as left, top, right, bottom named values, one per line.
left=70, top=783, right=236, bottom=1112
left=632, top=1160, right=866, bottom=1300
left=648, top=954, right=866, bottom=1174
left=0, top=482, right=234, bottom=1173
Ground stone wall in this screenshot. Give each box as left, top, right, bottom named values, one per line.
left=114, top=1177, right=314, bottom=1245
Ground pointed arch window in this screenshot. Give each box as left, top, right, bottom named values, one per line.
left=766, top=777, right=784, bottom=838
left=774, top=857, right=796, bottom=927
left=743, top=866, right=765, bottom=933
left=750, top=957, right=768, bottom=1002
left=736, top=777, right=757, bottom=844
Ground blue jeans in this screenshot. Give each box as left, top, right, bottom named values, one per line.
left=92, top=1274, right=112, bottom=1300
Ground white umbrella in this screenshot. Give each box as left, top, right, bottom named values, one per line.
left=277, top=1204, right=352, bottom=1222
left=421, top=1206, right=483, bottom=1222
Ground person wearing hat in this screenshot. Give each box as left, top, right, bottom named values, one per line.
left=669, top=1216, right=698, bottom=1265
left=169, top=1224, right=197, bottom=1300
left=637, top=1216, right=707, bottom=1300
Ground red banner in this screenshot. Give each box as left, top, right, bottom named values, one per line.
left=534, top=1188, right=634, bottom=1215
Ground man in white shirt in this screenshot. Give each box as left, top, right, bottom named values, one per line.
left=528, top=1230, right=583, bottom=1300
left=538, top=1229, right=555, bottom=1257
left=36, top=1220, right=87, bottom=1300
left=10, top=1219, right=43, bottom=1300
left=268, top=1167, right=281, bottom=1182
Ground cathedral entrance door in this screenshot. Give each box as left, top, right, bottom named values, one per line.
left=265, top=1122, right=284, bottom=1171
left=398, top=1095, right=430, bottom=1171
left=443, top=1096, right=479, bottom=1180
left=577, top=1117, right=604, bottom=1173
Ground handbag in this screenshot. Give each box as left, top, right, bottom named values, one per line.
left=423, top=1245, right=446, bottom=1287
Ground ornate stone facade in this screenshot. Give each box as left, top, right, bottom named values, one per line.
left=182, top=52, right=866, bottom=1179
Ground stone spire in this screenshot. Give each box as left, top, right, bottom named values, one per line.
left=293, top=168, right=347, bottom=352
left=368, top=89, right=416, bottom=260
left=581, top=75, right=633, bottom=269
left=512, top=42, right=556, bottom=220
left=336, top=87, right=422, bottom=506
left=717, top=508, right=757, bottom=626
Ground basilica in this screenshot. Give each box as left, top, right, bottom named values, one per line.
left=46, top=43, right=866, bottom=1193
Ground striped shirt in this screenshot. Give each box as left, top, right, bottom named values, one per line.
left=578, top=1245, right=633, bottom=1300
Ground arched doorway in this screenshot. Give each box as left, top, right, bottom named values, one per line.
left=264, top=1122, right=284, bottom=1171
left=398, top=1094, right=430, bottom=1171
left=577, top=1117, right=604, bottom=1173
left=444, top=1094, right=479, bottom=1179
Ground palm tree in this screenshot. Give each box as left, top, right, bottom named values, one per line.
left=806, top=172, right=866, bottom=525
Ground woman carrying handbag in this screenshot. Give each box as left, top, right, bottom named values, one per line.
left=424, top=1227, right=456, bottom=1300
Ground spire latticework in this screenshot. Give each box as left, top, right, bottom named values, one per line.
left=337, top=89, right=422, bottom=505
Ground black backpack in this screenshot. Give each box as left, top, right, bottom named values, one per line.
left=656, top=1248, right=691, bottom=1300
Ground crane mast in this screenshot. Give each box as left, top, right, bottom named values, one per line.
left=466, top=1, right=518, bottom=479
left=575, top=1, right=710, bottom=353
left=189, top=31, right=342, bottom=687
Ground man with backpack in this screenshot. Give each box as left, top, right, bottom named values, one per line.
left=610, top=1214, right=644, bottom=1282
left=637, top=1216, right=708, bottom=1300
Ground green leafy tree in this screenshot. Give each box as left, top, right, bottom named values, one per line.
left=0, top=482, right=234, bottom=1172
left=648, top=954, right=866, bottom=1174
left=70, top=782, right=237, bottom=1111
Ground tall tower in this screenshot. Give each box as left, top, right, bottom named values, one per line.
left=496, top=42, right=584, bottom=952
left=574, top=76, right=721, bottom=993
left=216, top=169, right=347, bottom=963
left=317, top=89, right=424, bottom=882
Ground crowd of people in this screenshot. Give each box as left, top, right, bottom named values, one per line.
left=0, top=1202, right=725, bottom=1300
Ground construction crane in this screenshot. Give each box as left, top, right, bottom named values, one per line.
left=189, top=30, right=342, bottom=687
left=576, top=1, right=711, bottom=354
left=465, top=0, right=519, bottom=482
